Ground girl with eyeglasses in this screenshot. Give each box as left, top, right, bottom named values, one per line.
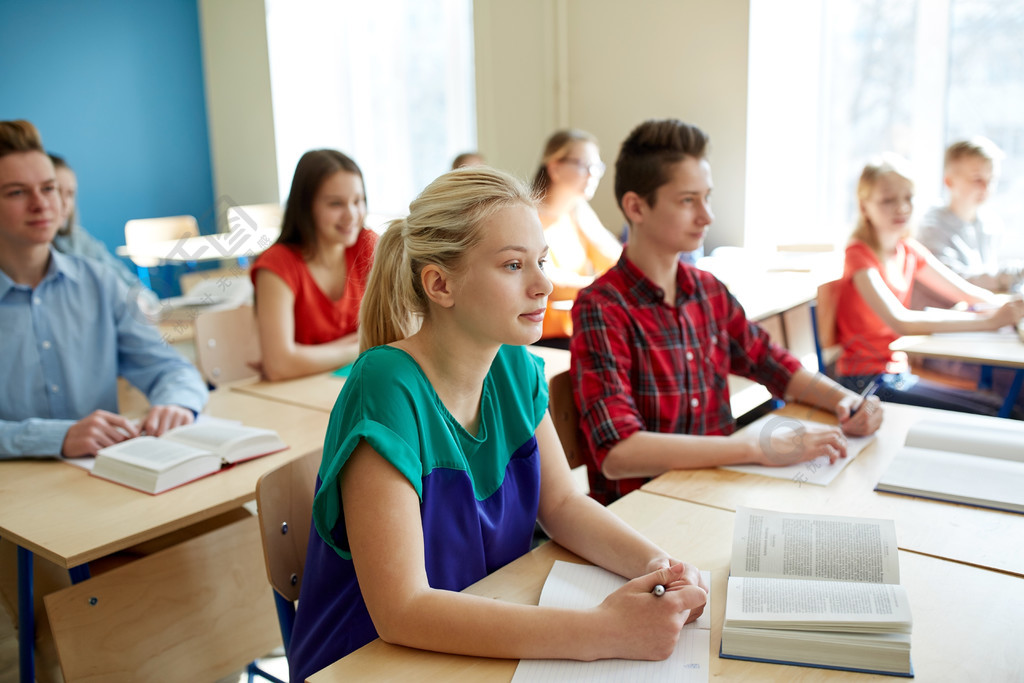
left=532, top=129, right=622, bottom=344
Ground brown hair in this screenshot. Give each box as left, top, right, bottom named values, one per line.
left=276, top=149, right=366, bottom=258
left=48, top=153, right=76, bottom=236
left=0, top=120, right=45, bottom=158
left=359, top=167, right=535, bottom=351
left=614, top=119, right=709, bottom=213
left=531, top=129, right=598, bottom=199
left=851, top=153, right=915, bottom=253
left=943, top=137, right=1002, bottom=170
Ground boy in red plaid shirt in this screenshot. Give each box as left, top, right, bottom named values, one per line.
left=569, top=119, right=883, bottom=504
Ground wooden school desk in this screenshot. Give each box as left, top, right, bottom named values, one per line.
left=232, top=346, right=574, bottom=413
left=0, top=390, right=329, bottom=682
left=642, top=402, right=1024, bottom=577
left=891, top=331, right=1024, bottom=417
left=308, top=492, right=1024, bottom=682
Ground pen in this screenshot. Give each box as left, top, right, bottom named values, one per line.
left=652, top=584, right=666, bottom=597
left=850, top=376, right=882, bottom=417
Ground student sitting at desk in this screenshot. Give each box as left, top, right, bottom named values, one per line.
left=532, top=129, right=622, bottom=343
left=0, top=119, right=210, bottom=681
left=251, top=149, right=377, bottom=380
left=834, top=153, right=1024, bottom=415
left=570, top=119, right=884, bottom=505
left=916, top=137, right=1024, bottom=305
left=290, top=167, right=708, bottom=681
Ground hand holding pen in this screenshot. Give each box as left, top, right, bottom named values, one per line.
left=850, top=375, right=883, bottom=418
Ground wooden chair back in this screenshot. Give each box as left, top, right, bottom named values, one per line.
left=812, top=279, right=842, bottom=372
left=255, top=450, right=319, bottom=603
left=194, top=304, right=261, bottom=387
left=548, top=370, right=584, bottom=470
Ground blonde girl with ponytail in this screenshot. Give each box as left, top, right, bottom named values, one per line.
left=288, top=167, right=707, bottom=681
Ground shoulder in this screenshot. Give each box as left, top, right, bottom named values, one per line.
left=489, top=345, right=548, bottom=427
left=252, top=243, right=306, bottom=284
left=902, top=237, right=931, bottom=260
left=577, top=262, right=626, bottom=305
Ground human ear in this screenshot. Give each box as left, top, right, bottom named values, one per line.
left=621, top=191, right=646, bottom=226
left=420, top=264, right=456, bottom=308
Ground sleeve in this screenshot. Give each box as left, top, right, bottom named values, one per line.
left=0, top=418, right=77, bottom=459
left=112, top=278, right=208, bottom=413
left=844, top=240, right=880, bottom=277
left=569, top=289, right=645, bottom=471
left=717, top=283, right=802, bottom=396
left=75, top=228, right=143, bottom=290
left=312, top=354, right=430, bottom=558
left=575, top=202, right=622, bottom=274
left=250, top=244, right=300, bottom=295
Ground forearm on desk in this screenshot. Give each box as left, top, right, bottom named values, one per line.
left=602, top=430, right=760, bottom=478
left=0, top=418, right=75, bottom=459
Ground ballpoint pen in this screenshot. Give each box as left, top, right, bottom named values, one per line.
left=850, top=375, right=883, bottom=417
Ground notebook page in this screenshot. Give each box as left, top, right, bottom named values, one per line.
left=722, top=414, right=875, bottom=485
left=510, top=562, right=710, bottom=683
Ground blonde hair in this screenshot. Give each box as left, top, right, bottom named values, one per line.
left=944, top=136, right=1003, bottom=170
left=851, top=153, right=915, bottom=253
left=359, top=167, right=535, bottom=351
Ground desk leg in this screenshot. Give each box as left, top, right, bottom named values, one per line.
left=997, top=369, right=1024, bottom=419
left=17, top=547, right=34, bottom=683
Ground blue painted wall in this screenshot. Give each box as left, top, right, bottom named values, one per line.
left=0, top=0, right=215, bottom=259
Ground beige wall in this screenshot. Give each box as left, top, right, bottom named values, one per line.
left=474, top=0, right=751, bottom=249
left=198, top=0, right=280, bottom=229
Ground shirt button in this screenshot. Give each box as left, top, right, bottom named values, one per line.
left=690, top=397, right=699, bottom=408
left=51, top=384, right=60, bottom=393
left=33, top=296, right=42, bottom=305
left=685, top=351, right=694, bottom=361
left=42, top=340, right=52, bottom=350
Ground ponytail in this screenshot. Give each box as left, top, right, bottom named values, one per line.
left=359, top=219, right=419, bottom=351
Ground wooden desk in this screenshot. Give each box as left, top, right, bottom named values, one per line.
left=232, top=346, right=573, bottom=414
left=642, top=402, right=1024, bottom=576
left=310, top=493, right=1024, bottom=682
left=891, top=330, right=1024, bottom=369
left=115, top=228, right=279, bottom=265
left=0, top=390, right=328, bottom=682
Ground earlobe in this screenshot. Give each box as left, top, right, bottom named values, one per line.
left=421, top=264, right=455, bottom=308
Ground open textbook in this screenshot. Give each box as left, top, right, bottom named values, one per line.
left=721, top=507, right=912, bottom=677
left=90, top=422, right=286, bottom=494
left=876, top=419, right=1024, bottom=514
left=511, top=562, right=711, bottom=683
left=722, top=414, right=876, bottom=485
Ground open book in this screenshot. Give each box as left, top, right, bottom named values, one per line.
left=91, top=422, right=286, bottom=494
left=875, top=419, right=1024, bottom=514
left=722, top=414, right=876, bottom=485
left=511, top=562, right=711, bottom=682
left=721, top=507, right=912, bottom=677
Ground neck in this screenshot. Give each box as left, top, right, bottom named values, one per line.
left=948, top=197, right=978, bottom=224
left=308, top=241, right=346, bottom=267
left=624, top=239, right=680, bottom=304
left=0, top=242, right=51, bottom=287
left=399, top=317, right=497, bottom=432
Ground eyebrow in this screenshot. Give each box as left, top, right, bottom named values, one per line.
left=496, top=245, right=550, bottom=256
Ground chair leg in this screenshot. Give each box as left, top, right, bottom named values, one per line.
left=978, top=364, right=994, bottom=391
left=247, top=661, right=287, bottom=683
left=997, top=369, right=1024, bottom=419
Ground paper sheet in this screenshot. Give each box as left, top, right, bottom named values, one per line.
left=510, top=562, right=711, bottom=683
left=721, top=414, right=875, bottom=485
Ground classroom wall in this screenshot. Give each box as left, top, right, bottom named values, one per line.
left=0, top=0, right=215, bottom=251
left=198, top=0, right=280, bottom=230
left=474, top=0, right=751, bottom=250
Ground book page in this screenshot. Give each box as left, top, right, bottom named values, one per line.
left=721, top=414, right=875, bottom=485
left=163, top=422, right=281, bottom=462
left=904, top=419, right=1024, bottom=463
left=95, top=436, right=213, bottom=471
left=877, top=446, right=1024, bottom=514
left=724, top=576, right=912, bottom=632
left=731, top=507, right=900, bottom=584
left=510, top=562, right=710, bottom=683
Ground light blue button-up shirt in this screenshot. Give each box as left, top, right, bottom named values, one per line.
left=0, top=249, right=208, bottom=458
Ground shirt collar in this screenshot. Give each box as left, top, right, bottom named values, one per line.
left=617, top=250, right=698, bottom=306
left=0, top=246, right=79, bottom=299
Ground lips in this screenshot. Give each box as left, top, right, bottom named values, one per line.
left=520, top=309, right=545, bottom=323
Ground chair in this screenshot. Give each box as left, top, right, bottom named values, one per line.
left=123, top=215, right=200, bottom=268
left=547, top=371, right=584, bottom=470
left=194, top=304, right=262, bottom=387
left=255, top=450, right=320, bottom=661
left=227, top=203, right=284, bottom=233
left=810, top=279, right=842, bottom=375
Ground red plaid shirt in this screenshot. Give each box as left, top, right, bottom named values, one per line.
left=569, top=254, right=803, bottom=504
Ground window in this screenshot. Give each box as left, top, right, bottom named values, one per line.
left=747, top=0, right=1024, bottom=257
left=265, top=0, right=477, bottom=221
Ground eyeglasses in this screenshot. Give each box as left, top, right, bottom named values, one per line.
left=558, top=157, right=606, bottom=178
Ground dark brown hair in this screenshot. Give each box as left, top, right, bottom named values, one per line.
left=531, top=129, right=598, bottom=199
left=276, top=149, right=366, bottom=257
left=614, top=119, right=709, bottom=212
